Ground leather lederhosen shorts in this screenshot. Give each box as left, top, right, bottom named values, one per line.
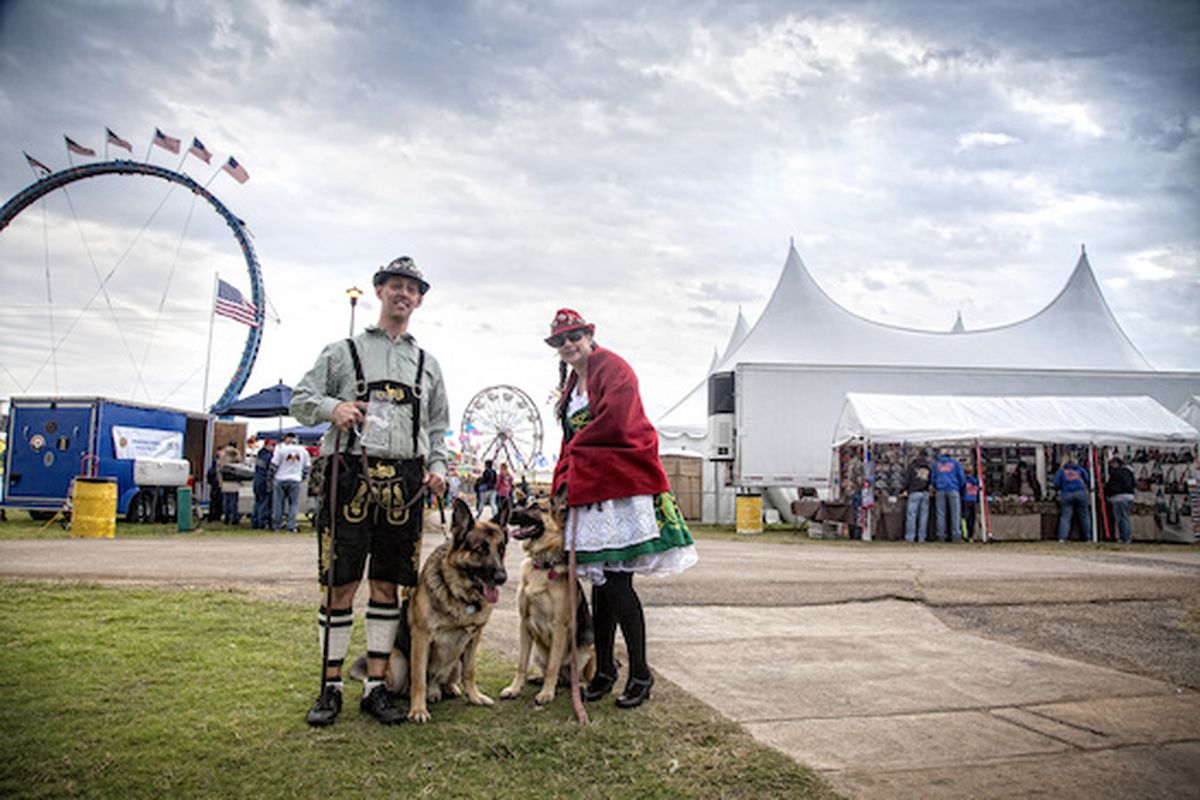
left=317, top=454, right=424, bottom=587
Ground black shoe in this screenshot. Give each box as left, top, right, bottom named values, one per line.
left=305, top=684, right=343, bottom=727
left=360, top=684, right=405, bottom=725
left=616, top=674, right=654, bottom=709
left=583, top=671, right=617, bottom=702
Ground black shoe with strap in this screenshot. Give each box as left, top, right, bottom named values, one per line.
left=615, top=673, right=654, bottom=709
left=583, top=671, right=617, bottom=702
left=360, top=684, right=405, bottom=725
left=305, top=684, right=343, bottom=727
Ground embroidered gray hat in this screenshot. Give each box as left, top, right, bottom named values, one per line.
left=373, top=255, right=430, bottom=294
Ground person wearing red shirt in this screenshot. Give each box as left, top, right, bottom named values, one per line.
left=547, top=308, right=697, bottom=708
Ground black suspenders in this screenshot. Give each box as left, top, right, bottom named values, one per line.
left=344, top=337, right=425, bottom=454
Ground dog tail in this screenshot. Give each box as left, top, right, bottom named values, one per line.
left=347, top=653, right=369, bottom=682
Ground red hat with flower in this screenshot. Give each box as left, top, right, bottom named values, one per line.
left=545, top=308, right=595, bottom=345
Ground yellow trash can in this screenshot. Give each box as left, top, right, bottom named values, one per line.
left=735, top=493, right=763, bottom=534
left=72, top=477, right=117, bottom=538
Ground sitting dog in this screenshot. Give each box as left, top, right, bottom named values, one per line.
left=500, top=493, right=595, bottom=705
left=351, top=497, right=509, bottom=723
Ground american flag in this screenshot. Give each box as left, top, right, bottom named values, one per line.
left=106, top=127, right=133, bottom=152
left=65, top=135, right=96, bottom=157
left=222, top=155, right=250, bottom=184
left=153, top=127, right=181, bottom=154
left=214, top=279, right=259, bottom=327
left=24, top=151, right=51, bottom=177
left=188, top=136, right=213, bottom=164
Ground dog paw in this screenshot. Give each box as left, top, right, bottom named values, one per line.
left=467, top=693, right=494, bottom=707
left=427, top=689, right=443, bottom=704
left=534, top=689, right=556, bottom=706
left=499, top=684, right=522, bottom=700
left=408, top=708, right=431, bottom=724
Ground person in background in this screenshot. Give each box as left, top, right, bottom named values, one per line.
left=1105, top=456, right=1136, bottom=544
left=270, top=432, right=311, bottom=533
left=961, top=461, right=981, bottom=541
left=496, top=462, right=514, bottom=508
left=1003, top=461, right=1043, bottom=500
left=844, top=452, right=864, bottom=539
left=476, top=459, right=497, bottom=515
left=217, top=441, right=242, bottom=526
left=932, top=451, right=966, bottom=542
left=548, top=307, right=697, bottom=709
left=251, top=438, right=276, bottom=529
left=903, top=450, right=933, bottom=543
left=1053, top=457, right=1092, bottom=542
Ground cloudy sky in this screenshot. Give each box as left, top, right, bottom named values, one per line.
left=1, top=0, right=1197, bottom=459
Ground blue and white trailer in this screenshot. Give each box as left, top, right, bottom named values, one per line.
left=2, top=396, right=215, bottom=521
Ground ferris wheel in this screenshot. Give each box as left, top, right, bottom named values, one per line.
left=460, top=384, right=544, bottom=474
left=0, top=157, right=263, bottom=412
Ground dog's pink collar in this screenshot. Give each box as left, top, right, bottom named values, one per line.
left=532, top=554, right=565, bottom=580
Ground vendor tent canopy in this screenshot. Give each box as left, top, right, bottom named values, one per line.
left=833, top=394, right=1200, bottom=448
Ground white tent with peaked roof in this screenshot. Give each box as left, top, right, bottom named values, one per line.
left=658, top=245, right=1199, bottom=520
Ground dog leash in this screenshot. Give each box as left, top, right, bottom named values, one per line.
left=566, top=506, right=589, bottom=726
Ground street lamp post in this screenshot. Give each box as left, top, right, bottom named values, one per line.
left=346, top=286, right=363, bottom=335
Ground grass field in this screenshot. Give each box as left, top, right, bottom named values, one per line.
left=0, top=581, right=840, bottom=799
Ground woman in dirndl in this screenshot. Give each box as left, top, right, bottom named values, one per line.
left=546, top=308, right=698, bottom=708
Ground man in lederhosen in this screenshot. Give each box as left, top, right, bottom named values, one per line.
left=291, top=256, right=449, bottom=726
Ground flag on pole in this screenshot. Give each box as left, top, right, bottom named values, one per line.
left=24, top=152, right=52, bottom=177
left=214, top=279, right=259, bottom=327
left=106, top=127, right=133, bottom=152
left=153, top=127, right=181, bottom=154
left=65, top=135, right=96, bottom=156
left=222, top=155, right=250, bottom=184
left=188, top=136, right=213, bottom=164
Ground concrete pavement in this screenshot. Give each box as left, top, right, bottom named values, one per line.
left=2, top=528, right=1198, bottom=798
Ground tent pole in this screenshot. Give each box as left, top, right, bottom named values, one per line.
left=1087, top=443, right=1098, bottom=543
left=976, top=441, right=992, bottom=543
left=1093, top=446, right=1111, bottom=541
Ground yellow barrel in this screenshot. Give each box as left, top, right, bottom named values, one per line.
left=72, top=477, right=117, bottom=538
left=735, top=493, right=763, bottom=534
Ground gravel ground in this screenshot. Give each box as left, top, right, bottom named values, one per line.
left=932, top=598, right=1200, bottom=690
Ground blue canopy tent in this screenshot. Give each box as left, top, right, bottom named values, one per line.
left=258, top=423, right=329, bottom=445
left=215, top=381, right=293, bottom=418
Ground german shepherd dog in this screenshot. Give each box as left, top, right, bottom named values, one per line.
left=351, top=497, right=509, bottom=723
left=500, top=492, right=596, bottom=705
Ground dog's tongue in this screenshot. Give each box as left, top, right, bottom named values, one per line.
left=484, top=585, right=500, bottom=604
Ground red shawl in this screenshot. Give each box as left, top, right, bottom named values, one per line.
left=552, top=346, right=670, bottom=506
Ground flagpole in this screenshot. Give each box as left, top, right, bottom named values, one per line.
left=201, top=272, right=219, bottom=412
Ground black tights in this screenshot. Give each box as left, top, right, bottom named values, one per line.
left=591, top=571, right=649, bottom=681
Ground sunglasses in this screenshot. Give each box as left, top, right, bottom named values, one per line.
left=547, top=330, right=586, bottom=348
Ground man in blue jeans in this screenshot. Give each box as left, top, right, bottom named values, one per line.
left=1053, top=458, right=1091, bottom=542
left=1104, top=456, right=1136, bottom=543
left=271, top=433, right=311, bottom=532
left=932, top=451, right=966, bottom=542
left=904, top=451, right=933, bottom=542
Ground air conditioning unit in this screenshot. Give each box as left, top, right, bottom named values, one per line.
left=708, top=371, right=735, bottom=462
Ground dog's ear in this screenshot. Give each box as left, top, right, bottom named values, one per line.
left=493, top=496, right=512, bottom=529
left=451, top=497, right=474, bottom=546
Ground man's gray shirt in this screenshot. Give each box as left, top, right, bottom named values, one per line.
left=290, top=326, right=449, bottom=476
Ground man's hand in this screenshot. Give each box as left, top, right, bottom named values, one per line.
left=331, top=401, right=366, bottom=431
left=424, top=472, right=446, bottom=498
